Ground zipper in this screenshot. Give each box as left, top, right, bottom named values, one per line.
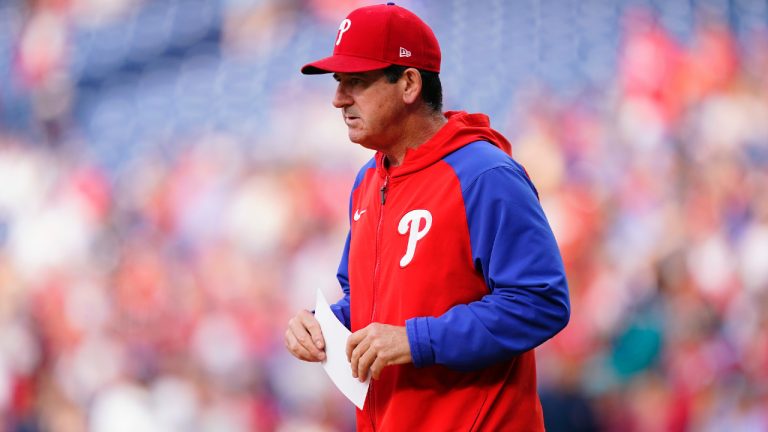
left=379, top=176, right=389, bottom=205
left=371, top=174, right=389, bottom=321
left=366, top=383, right=376, bottom=431
left=368, top=174, right=389, bottom=430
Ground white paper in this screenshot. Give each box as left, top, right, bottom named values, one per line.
left=314, top=288, right=369, bottom=409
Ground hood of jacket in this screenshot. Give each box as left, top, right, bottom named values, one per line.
left=376, top=111, right=512, bottom=178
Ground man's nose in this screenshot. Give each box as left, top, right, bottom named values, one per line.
left=333, top=84, right=352, bottom=108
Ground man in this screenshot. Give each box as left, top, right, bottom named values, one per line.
left=285, top=3, right=570, bottom=431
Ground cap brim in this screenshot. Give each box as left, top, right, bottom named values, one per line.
left=301, top=54, right=392, bottom=75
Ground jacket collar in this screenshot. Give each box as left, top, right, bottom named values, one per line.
left=375, top=110, right=512, bottom=178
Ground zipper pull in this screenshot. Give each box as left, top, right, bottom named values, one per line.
left=380, top=176, right=389, bottom=205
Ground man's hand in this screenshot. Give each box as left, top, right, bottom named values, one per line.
left=285, top=310, right=326, bottom=362
left=347, top=323, right=412, bottom=381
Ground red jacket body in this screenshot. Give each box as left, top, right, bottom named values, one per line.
left=332, top=111, right=570, bottom=431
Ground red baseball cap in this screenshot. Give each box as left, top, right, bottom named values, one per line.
left=301, top=3, right=441, bottom=75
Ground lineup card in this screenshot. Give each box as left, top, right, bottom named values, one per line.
left=314, top=289, right=369, bottom=409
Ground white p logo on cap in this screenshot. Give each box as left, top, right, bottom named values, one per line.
left=336, top=19, right=352, bottom=46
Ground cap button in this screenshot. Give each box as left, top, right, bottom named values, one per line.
left=387, top=2, right=395, bottom=5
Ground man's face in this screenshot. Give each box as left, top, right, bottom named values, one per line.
left=332, top=70, right=405, bottom=151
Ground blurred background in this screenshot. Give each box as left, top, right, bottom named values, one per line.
left=0, top=0, right=767, bottom=430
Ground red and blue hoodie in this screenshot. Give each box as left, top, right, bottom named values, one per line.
left=331, top=111, right=570, bottom=431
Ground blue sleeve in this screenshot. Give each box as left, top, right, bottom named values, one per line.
left=331, top=232, right=351, bottom=329
left=330, top=157, right=375, bottom=329
left=406, top=162, right=570, bottom=370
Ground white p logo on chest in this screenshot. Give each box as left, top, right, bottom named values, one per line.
left=336, top=19, right=351, bottom=46
left=398, top=209, right=432, bottom=267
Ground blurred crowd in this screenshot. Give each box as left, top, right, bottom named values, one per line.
left=0, top=132, right=362, bottom=431
left=525, top=11, right=768, bottom=432
left=1, top=0, right=767, bottom=431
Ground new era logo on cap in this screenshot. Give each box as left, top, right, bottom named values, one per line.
left=300, top=3, right=441, bottom=75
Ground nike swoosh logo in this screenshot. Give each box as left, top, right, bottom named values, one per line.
left=353, top=209, right=367, bottom=221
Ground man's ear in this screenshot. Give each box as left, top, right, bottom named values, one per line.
left=401, top=68, right=422, bottom=105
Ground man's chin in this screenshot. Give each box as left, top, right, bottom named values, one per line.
left=347, top=131, right=364, bottom=145
left=348, top=135, right=377, bottom=151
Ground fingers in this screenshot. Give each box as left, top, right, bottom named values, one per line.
left=349, top=336, right=369, bottom=380
left=284, top=329, right=316, bottom=361
left=285, top=310, right=326, bottom=362
left=356, top=345, right=377, bottom=382
left=348, top=325, right=382, bottom=382
left=370, top=356, right=386, bottom=380
left=347, top=323, right=413, bottom=381
left=301, top=310, right=325, bottom=351
left=346, top=327, right=365, bottom=362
